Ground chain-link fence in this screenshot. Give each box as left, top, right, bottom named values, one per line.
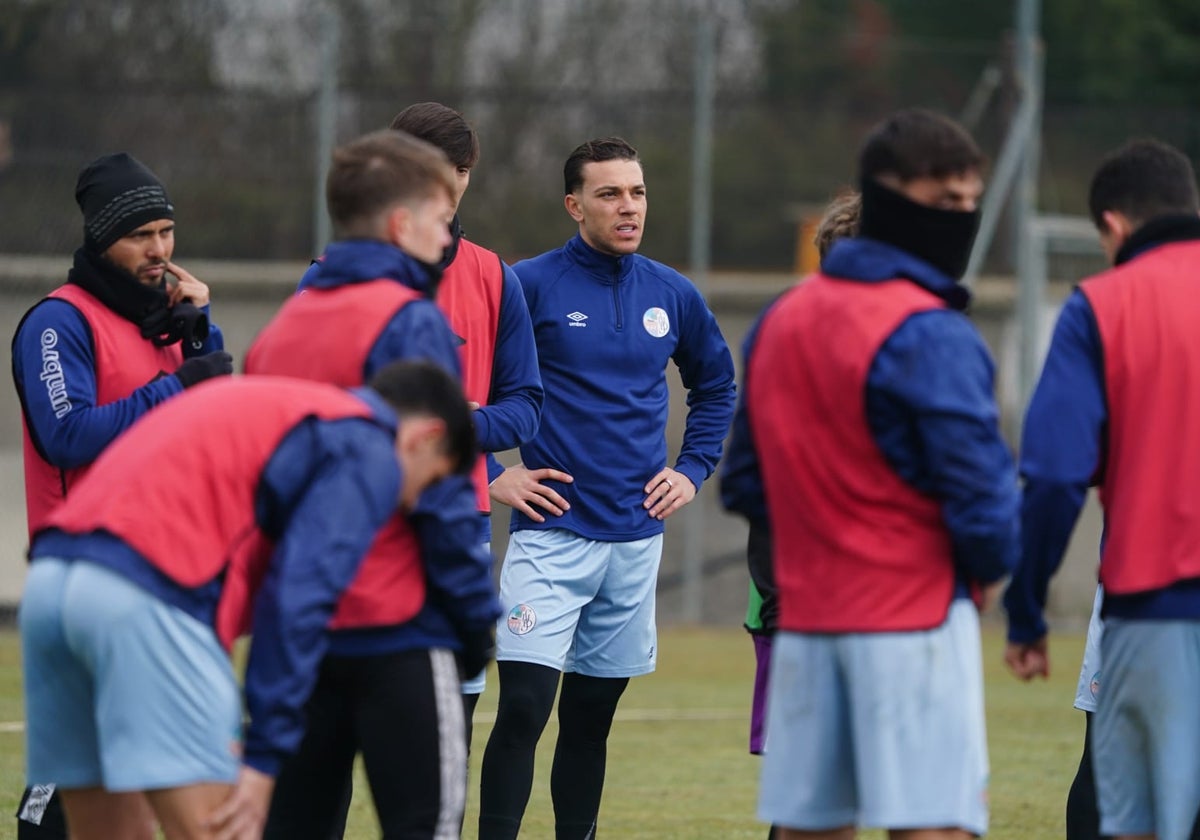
left=3, top=2, right=1198, bottom=274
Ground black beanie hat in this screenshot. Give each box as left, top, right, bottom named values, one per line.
left=75, top=153, right=174, bottom=253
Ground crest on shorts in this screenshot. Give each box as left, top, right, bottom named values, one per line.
left=1090, top=670, right=1101, bottom=698
left=507, top=603, right=537, bottom=635
left=642, top=307, right=670, bottom=338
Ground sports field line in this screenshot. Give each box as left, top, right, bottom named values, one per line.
left=475, top=707, right=746, bottom=724
left=0, top=707, right=747, bottom=734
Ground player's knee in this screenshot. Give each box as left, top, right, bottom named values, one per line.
left=493, top=662, right=558, bottom=742
left=557, top=674, right=627, bottom=739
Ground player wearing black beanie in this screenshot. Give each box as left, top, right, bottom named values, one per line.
left=11, top=155, right=232, bottom=837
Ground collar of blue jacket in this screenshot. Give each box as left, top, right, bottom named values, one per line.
left=306, top=239, right=436, bottom=294
left=821, top=236, right=971, bottom=312
left=563, top=233, right=636, bottom=284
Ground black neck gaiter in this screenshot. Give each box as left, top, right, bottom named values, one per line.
left=858, top=177, right=981, bottom=280
left=1114, top=213, right=1200, bottom=266
left=418, top=254, right=445, bottom=299
left=66, top=248, right=207, bottom=347
left=438, top=215, right=463, bottom=272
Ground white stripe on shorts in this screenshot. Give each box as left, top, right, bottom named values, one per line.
left=430, top=648, right=466, bottom=840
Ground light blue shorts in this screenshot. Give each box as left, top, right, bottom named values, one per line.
left=495, top=528, right=662, bottom=678
left=1074, top=585, right=1104, bottom=713
left=20, top=558, right=242, bottom=792
left=1094, top=618, right=1200, bottom=840
left=759, top=600, right=988, bottom=834
left=460, top=542, right=493, bottom=696
left=461, top=668, right=487, bottom=695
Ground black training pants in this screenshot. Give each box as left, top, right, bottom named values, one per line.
left=16, top=785, right=67, bottom=839
left=264, top=647, right=465, bottom=840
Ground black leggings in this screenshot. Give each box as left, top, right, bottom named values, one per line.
left=264, top=648, right=465, bottom=840
left=1066, top=712, right=1101, bottom=840
left=478, top=662, right=628, bottom=840
left=463, top=690, right=482, bottom=754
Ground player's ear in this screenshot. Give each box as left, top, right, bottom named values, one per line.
left=385, top=203, right=414, bottom=248
left=564, top=192, right=584, bottom=223
left=396, top=416, right=446, bottom=458
left=1100, top=210, right=1132, bottom=242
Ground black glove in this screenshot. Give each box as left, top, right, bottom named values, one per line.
left=175, top=351, right=233, bottom=388
left=139, top=305, right=173, bottom=342
left=457, top=626, right=496, bottom=682
left=168, top=301, right=210, bottom=349
left=150, top=301, right=210, bottom=348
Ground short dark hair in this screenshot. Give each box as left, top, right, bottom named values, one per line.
left=1088, top=138, right=1199, bottom=230
left=389, top=102, right=480, bottom=170
left=367, top=360, right=477, bottom=476
left=858, top=108, right=983, bottom=183
left=564, top=136, right=640, bottom=195
left=326, top=129, right=454, bottom=238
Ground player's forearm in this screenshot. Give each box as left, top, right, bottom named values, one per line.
left=473, top=385, right=541, bottom=452
left=1004, top=478, right=1087, bottom=642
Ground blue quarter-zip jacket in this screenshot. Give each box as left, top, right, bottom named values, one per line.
left=511, top=234, right=736, bottom=541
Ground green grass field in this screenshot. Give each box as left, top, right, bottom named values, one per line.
left=0, top=623, right=1085, bottom=839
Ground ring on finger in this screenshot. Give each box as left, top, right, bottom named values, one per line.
left=664, top=478, right=673, bottom=491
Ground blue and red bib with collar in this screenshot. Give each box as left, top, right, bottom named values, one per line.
left=244, top=278, right=426, bottom=630
left=1081, top=239, right=1200, bottom=595
left=437, top=238, right=502, bottom=512
left=19, top=283, right=182, bottom=535
left=38, top=377, right=374, bottom=649
left=748, top=273, right=957, bottom=633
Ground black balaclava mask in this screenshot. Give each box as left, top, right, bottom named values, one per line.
left=857, top=175, right=981, bottom=281
left=438, top=215, right=463, bottom=272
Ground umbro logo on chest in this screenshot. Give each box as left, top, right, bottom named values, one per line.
left=566, top=311, right=588, bottom=327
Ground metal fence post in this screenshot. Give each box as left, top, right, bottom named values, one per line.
left=682, top=15, right=716, bottom=624
left=313, top=5, right=340, bottom=256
